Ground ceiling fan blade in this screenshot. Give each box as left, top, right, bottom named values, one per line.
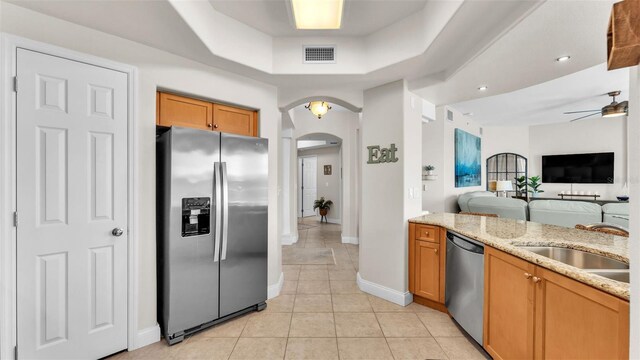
left=570, top=112, right=600, bottom=122
left=563, top=110, right=600, bottom=114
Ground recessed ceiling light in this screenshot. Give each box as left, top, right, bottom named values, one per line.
left=292, top=0, right=344, bottom=30
left=478, top=86, right=488, bottom=91
left=556, top=55, right=571, bottom=62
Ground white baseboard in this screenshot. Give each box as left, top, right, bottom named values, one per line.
left=131, top=324, right=161, bottom=350
left=282, top=234, right=299, bottom=245
left=268, top=271, right=284, bottom=299
left=356, top=272, right=413, bottom=306
left=341, top=235, right=359, bottom=244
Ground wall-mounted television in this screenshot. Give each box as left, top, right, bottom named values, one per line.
left=542, top=152, right=614, bottom=184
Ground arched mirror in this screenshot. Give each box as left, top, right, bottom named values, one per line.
left=486, top=153, right=528, bottom=198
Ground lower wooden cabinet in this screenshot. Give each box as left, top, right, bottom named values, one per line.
left=534, top=267, right=629, bottom=359
left=484, top=247, right=630, bottom=360
left=409, top=223, right=446, bottom=309
left=484, top=246, right=535, bottom=360
left=414, top=240, right=441, bottom=301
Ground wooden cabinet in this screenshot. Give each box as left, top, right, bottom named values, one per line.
left=408, top=223, right=446, bottom=310
left=213, top=104, right=257, bottom=137
left=158, top=92, right=213, bottom=131
left=534, top=267, right=629, bottom=359
left=484, top=247, right=629, bottom=360
left=414, top=240, right=440, bottom=301
left=484, top=247, right=535, bottom=360
left=156, top=92, right=259, bottom=137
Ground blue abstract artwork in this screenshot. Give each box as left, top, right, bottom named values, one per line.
left=455, top=129, right=481, bottom=187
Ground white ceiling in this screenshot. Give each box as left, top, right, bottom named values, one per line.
left=208, top=0, right=428, bottom=37
left=411, top=0, right=617, bottom=106
left=452, top=63, right=630, bottom=126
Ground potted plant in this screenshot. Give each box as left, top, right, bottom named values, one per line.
left=514, top=176, right=527, bottom=197
left=313, top=197, right=334, bottom=223
left=527, top=176, right=544, bottom=197
left=424, top=165, right=436, bottom=176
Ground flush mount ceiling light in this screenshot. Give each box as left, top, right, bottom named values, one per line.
left=556, top=55, right=571, bottom=62
left=306, top=101, right=332, bottom=119
left=478, top=86, right=488, bottom=91
left=292, top=0, right=344, bottom=29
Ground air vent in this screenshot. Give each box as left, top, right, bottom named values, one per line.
left=447, top=109, right=454, bottom=122
left=304, top=46, right=336, bottom=63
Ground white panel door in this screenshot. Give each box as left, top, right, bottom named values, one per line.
left=16, top=49, right=128, bottom=359
left=301, top=156, right=317, bottom=217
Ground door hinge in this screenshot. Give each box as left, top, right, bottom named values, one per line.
left=13, top=76, right=17, bottom=93
left=13, top=212, right=18, bottom=227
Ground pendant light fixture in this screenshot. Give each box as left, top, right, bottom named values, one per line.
left=306, top=101, right=332, bottom=119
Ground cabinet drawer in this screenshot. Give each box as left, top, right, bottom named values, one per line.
left=415, top=225, right=439, bottom=243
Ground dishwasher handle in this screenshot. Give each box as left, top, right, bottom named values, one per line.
left=447, top=232, right=484, bottom=254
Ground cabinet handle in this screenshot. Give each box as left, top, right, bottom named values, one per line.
left=214, top=124, right=219, bottom=129
left=434, top=248, right=438, bottom=254
left=524, top=272, right=532, bottom=279
left=207, top=123, right=212, bottom=128
left=533, top=276, right=542, bottom=284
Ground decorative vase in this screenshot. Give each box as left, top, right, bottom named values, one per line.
left=319, top=208, right=328, bottom=216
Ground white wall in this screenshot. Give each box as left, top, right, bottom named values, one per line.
left=422, top=106, right=483, bottom=213
left=292, top=108, right=359, bottom=239
left=1, top=2, right=282, bottom=338
left=298, top=146, right=342, bottom=223
left=359, top=80, right=421, bottom=304
left=628, top=65, right=639, bottom=360
left=482, top=125, right=530, bottom=161
left=529, top=117, right=627, bottom=200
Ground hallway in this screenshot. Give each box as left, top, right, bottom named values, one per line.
left=111, top=219, right=486, bottom=359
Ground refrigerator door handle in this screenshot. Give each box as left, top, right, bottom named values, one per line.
left=221, top=162, right=229, bottom=261
left=214, top=162, right=222, bottom=262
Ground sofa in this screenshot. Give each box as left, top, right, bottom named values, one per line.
left=457, top=191, right=497, bottom=212
left=529, top=200, right=602, bottom=228
left=467, top=197, right=528, bottom=221
left=602, top=203, right=629, bottom=228
left=457, top=192, right=628, bottom=230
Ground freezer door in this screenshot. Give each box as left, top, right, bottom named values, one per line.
left=219, top=133, right=269, bottom=317
left=159, top=127, right=221, bottom=337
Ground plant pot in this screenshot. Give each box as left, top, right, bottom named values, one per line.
left=319, top=208, right=328, bottom=216
left=425, top=170, right=434, bottom=176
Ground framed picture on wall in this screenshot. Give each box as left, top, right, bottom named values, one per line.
left=454, top=128, right=481, bottom=187
left=324, top=165, right=332, bottom=175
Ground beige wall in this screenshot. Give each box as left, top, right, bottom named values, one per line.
left=360, top=80, right=421, bottom=302
left=1, top=3, right=282, bottom=333
left=292, top=108, right=359, bottom=239
left=298, top=146, right=342, bottom=222
left=528, top=117, right=627, bottom=200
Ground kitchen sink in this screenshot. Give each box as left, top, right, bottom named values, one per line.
left=516, top=246, right=629, bottom=270
left=586, top=270, right=630, bottom=284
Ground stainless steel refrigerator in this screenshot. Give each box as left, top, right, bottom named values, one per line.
left=156, top=126, right=268, bottom=345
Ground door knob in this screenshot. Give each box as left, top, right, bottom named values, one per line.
left=532, top=276, right=542, bottom=284
left=207, top=123, right=213, bottom=128
left=434, top=248, right=438, bottom=254
left=524, top=273, right=533, bottom=279
left=112, top=228, right=124, bottom=237
left=213, top=124, right=219, bottom=129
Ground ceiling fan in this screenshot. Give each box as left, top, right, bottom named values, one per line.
left=564, top=91, right=628, bottom=122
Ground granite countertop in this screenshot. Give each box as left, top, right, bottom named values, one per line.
left=409, top=213, right=630, bottom=300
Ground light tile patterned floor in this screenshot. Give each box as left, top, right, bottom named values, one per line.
left=110, top=218, right=488, bottom=359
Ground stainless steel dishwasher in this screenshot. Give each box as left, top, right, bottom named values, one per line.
left=445, top=231, right=484, bottom=345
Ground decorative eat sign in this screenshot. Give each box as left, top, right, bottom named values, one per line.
left=367, top=144, right=399, bottom=164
